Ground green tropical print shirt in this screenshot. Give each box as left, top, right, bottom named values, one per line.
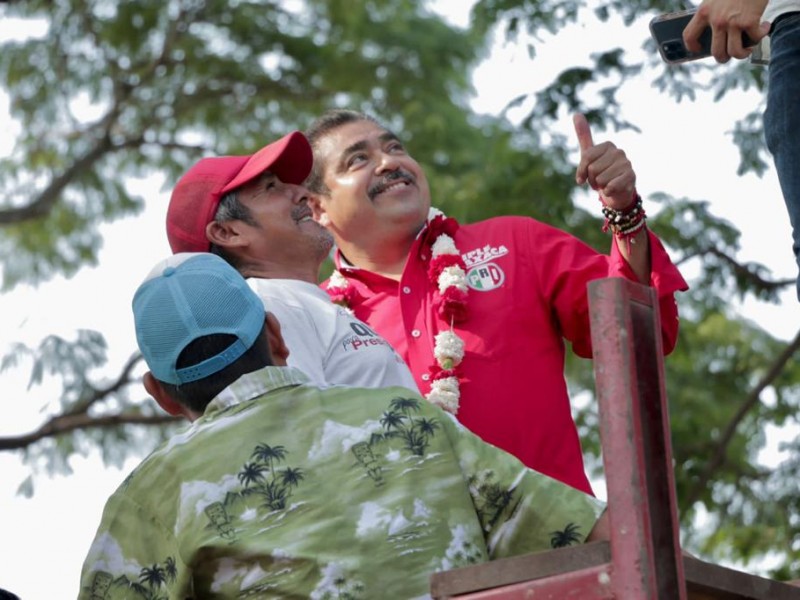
left=78, top=367, right=605, bottom=599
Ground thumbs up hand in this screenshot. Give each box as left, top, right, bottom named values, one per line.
left=573, top=113, right=637, bottom=210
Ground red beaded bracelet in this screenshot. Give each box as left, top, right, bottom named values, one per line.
left=600, top=194, right=647, bottom=253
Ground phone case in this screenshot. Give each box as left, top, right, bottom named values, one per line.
left=649, top=9, right=711, bottom=64
left=649, top=8, right=757, bottom=64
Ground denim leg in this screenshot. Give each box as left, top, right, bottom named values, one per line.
left=764, top=14, right=800, bottom=301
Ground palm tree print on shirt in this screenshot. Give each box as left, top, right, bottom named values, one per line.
left=550, top=522, right=583, bottom=548
left=378, top=397, right=440, bottom=456
left=202, top=442, right=307, bottom=542
left=351, top=397, right=442, bottom=486
left=86, top=555, right=177, bottom=600
left=240, top=443, right=305, bottom=511
left=467, top=470, right=519, bottom=533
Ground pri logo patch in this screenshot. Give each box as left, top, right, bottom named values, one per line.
left=467, top=262, right=505, bottom=291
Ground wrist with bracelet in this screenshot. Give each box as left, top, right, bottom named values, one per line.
left=600, top=193, right=646, bottom=238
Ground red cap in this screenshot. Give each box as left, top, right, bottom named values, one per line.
left=167, top=131, right=313, bottom=253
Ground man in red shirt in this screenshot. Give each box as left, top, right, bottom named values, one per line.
left=304, top=110, right=688, bottom=494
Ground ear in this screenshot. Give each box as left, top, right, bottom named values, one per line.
left=206, top=219, right=248, bottom=250
left=264, top=312, right=290, bottom=366
left=308, top=196, right=331, bottom=227
left=143, top=371, right=195, bottom=421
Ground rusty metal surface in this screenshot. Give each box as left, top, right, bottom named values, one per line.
left=430, top=549, right=800, bottom=599
left=429, top=542, right=610, bottom=598
left=588, top=278, right=686, bottom=600
left=428, top=278, right=796, bottom=600
left=441, top=564, right=615, bottom=599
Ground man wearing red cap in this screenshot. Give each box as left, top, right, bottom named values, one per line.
left=166, top=131, right=417, bottom=391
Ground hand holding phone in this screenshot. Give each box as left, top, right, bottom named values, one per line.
left=650, top=8, right=760, bottom=64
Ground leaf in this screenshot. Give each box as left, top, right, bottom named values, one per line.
left=16, top=475, right=33, bottom=498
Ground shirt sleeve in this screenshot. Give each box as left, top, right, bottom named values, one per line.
left=77, top=493, right=189, bottom=599
left=609, top=228, right=688, bottom=355
left=248, top=280, right=330, bottom=386
left=440, top=413, right=606, bottom=559
left=531, top=221, right=688, bottom=358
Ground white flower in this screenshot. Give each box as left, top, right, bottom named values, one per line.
left=431, top=233, right=458, bottom=257
left=330, top=207, right=467, bottom=416
left=327, top=269, right=349, bottom=291
left=427, top=377, right=460, bottom=414
left=427, top=207, right=445, bottom=221
left=438, top=265, right=468, bottom=293
left=433, top=330, right=465, bottom=366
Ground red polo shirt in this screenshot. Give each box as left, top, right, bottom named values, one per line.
left=328, top=216, right=688, bottom=494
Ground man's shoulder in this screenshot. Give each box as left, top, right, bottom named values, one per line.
left=457, top=215, right=566, bottom=247
left=249, top=277, right=329, bottom=303
left=319, top=383, right=424, bottom=402
left=111, top=436, right=188, bottom=499
left=460, top=214, right=555, bottom=235
left=464, top=214, right=537, bottom=228
left=247, top=278, right=336, bottom=328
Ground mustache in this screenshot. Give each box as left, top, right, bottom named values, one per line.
left=291, top=203, right=312, bottom=222
left=368, top=169, right=416, bottom=199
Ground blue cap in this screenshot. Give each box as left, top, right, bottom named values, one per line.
left=133, top=253, right=265, bottom=385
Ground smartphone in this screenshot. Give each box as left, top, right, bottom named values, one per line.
left=650, top=8, right=755, bottom=64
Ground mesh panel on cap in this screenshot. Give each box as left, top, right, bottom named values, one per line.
left=136, top=282, right=194, bottom=371
left=134, top=253, right=266, bottom=385
left=181, top=270, right=255, bottom=333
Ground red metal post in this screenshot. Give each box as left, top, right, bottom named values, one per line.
left=450, top=564, right=615, bottom=599
left=588, top=278, right=686, bottom=600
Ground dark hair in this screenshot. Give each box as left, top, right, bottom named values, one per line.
left=0, top=590, right=20, bottom=600
left=209, top=189, right=259, bottom=269
left=158, top=324, right=272, bottom=413
left=304, top=109, right=382, bottom=194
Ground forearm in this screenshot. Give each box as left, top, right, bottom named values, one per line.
left=613, top=226, right=651, bottom=284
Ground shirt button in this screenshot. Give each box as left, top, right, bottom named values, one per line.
left=411, top=329, right=421, bottom=338
left=422, top=374, right=430, bottom=381
left=402, top=286, right=411, bottom=294
left=420, top=253, right=427, bottom=260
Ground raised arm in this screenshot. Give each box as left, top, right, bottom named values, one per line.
left=573, top=113, right=650, bottom=284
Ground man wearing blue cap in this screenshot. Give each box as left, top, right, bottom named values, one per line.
left=166, top=131, right=417, bottom=392
left=77, top=252, right=609, bottom=599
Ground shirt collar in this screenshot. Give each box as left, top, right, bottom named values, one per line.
left=204, top=366, right=310, bottom=416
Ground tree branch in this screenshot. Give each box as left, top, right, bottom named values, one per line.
left=684, top=327, right=800, bottom=508
left=0, top=134, right=115, bottom=225
left=68, top=352, right=143, bottom=415
left=675, top=247, right=795, bottom=290
left=708, top=247, right=797, bottom=292
left=0, top=412, right=181, bottom=451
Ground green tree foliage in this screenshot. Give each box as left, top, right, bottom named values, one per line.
left=1, top=0, right=798, bottom=579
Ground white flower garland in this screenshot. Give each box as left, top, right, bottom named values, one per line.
left=326, top=208, right=469, bottom=414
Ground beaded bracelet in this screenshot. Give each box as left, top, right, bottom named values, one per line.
left=600, top=194, right=646, bottom=237
left=600, top=194, right=647, bottom=253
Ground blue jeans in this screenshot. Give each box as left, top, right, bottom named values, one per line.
left=764, top=13, right=800, bottom=301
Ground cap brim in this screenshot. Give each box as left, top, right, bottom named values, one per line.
left=221, top=131, right=312, bottom=193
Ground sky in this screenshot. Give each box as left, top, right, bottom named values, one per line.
left=1, top=2, right=799, bottom=597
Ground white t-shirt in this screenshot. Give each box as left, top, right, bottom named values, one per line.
left=247, top=278, right=419, bottom=392
left=765, top=0, right=800, bottom=23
